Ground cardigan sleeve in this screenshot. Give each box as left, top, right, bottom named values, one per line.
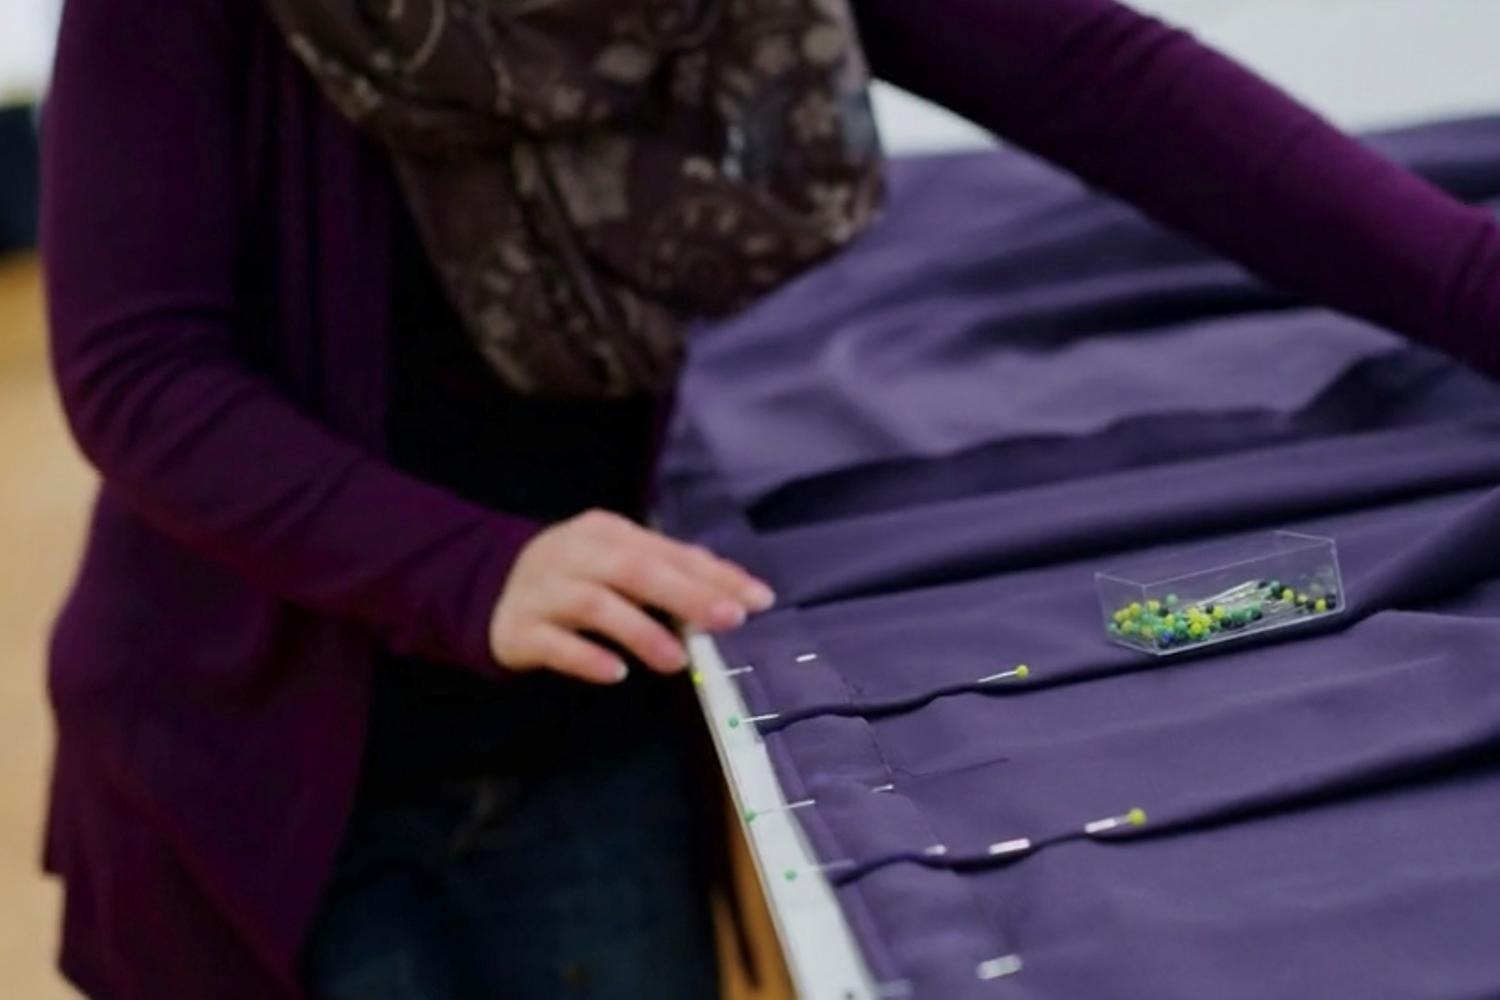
left=42, top=0, right=538, bottom=674
left=855, top=0, right=1500, bottom=375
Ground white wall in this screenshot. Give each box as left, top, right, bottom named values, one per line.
left=875, top=0, right=1500, bottom=153
left=0, top=0, right=61, bottom=105
left=2, top=1, right=1495, bottom=134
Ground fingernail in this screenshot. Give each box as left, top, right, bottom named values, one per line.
left=743, top=581, right=777, bottom=613
left=610, top=660, right=630, bottom=683
left=710, top=601, right=747, bottom=630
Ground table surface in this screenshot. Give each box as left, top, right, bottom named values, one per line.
left=689, top=631, right=889, bottom=999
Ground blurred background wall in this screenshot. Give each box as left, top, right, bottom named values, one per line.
left=0, top=2, right=1495, bottom=997
left=3, top=2, right=80, bottom=998
left=873, top=0, right=1500, bottom=153
left=0, top=0, right=55, bottom=253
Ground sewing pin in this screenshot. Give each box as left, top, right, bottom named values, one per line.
left=1084, top=807, right=1149, bottom=837
left=870, top=783, right=896, bottom=793
left=986, top=837, right=1033, bottom=858
left=977, top=664, right=1031, bottom=685
left=724, top=665, right=756, bottom=677
left=1202, top=580, right=1262, bottom=607
left=976, top=955, right=1024, bottom=980
left=742, top=798, right=816, bottom=824
left=783, top=858, right=857, bottom=881
left=727, top=712, right=780, bottom=729
left=795, top=652, right=820, bottom=663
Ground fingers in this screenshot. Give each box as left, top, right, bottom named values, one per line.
left=555, top=582, right=687, bottom=673
left=609, top=551, right=749, bottom=630
left=574, top=514, right=776, bottom=629
left=489, top=510, right=778, bottom=685
left=676, top=543, right=776, bottom=612
left=515, top=625, right=629, bottom=686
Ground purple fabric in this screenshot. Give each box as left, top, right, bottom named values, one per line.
left=659, top=119, right=1500, bottom=998
left=679, top=112, right=1500, bottom=508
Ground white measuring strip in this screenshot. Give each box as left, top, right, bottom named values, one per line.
left=687, top=630, right=882, bottom=999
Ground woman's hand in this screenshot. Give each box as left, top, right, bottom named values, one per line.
left=489, top=509, right=776, bottom=684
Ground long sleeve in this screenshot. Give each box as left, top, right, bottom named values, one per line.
left=42, top=0, right=538, bottom=674
left=855, top=0, right=1500, bottom=374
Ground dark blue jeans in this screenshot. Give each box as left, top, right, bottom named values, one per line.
left=303, top=725, right=719, bottom=999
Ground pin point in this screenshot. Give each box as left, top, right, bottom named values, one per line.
left=728, top=712, right=780, bottom=730
left=977, top=955, right=1023, bottom=980
left=785, top=858, right=856, bottom=881
left=743, top=798, right=816, bottom=824
left=978, top=664, right=1030, bottom=685
left=795, top=652, right=820, bottom=663
left=1084, top=807, right=1148, bottom=837
left=986, top=837, right=1033, bottom=858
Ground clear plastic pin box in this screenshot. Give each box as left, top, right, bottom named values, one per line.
left=1096, top=531, right=1344, bottom=656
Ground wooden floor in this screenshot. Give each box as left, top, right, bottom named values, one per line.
left=0, top=254, right=88, bottom=998
left=0, top=254, right=789, bottom=998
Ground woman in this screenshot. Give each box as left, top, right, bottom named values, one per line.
left=40, top=1, right=1500, bottom=998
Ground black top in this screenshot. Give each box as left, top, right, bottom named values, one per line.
left=361, top=197, right=671, bottom=796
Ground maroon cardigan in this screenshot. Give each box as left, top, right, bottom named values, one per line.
left=41, top=0, right=1500, bottom=996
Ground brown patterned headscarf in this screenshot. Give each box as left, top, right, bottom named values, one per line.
left=267, top=0, right=885, bottom=397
